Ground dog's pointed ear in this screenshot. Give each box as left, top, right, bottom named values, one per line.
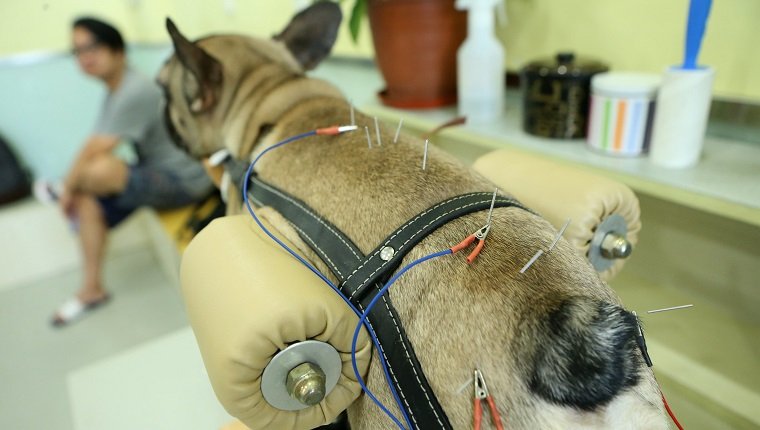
left=165, top=18, right=223, bottom=113
left=274, top=2, right=342, bottom=71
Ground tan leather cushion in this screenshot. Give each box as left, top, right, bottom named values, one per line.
left=180, top=215, right=370, bottom=430
left=473, top=148, right=641, bottom=280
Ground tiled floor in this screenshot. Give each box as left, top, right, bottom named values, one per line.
left=68, top=327, right=231, bottom=430
left=0, top=199, right=232, bottom=430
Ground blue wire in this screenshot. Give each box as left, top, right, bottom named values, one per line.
left=242, top=137, right=411, bottom=430
left=241, top=129, right=416, bottom=430
left=350, top=249, right=453, bottom=430
left=243, top=131, right=338, bottom=290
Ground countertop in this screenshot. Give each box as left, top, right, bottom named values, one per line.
left=312, top=58, right=760, bottom=227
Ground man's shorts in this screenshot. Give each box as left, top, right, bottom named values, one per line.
left=97, top=165, right=210, bottom=227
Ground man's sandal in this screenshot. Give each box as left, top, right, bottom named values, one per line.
left=51, top=294, right=111, bottom=327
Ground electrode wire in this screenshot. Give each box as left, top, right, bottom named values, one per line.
left=242, top=127, right=413, bottom=429
left=351, top=248, right=454, bottom=430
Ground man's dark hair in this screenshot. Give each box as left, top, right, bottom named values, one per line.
left=72, top=17, right=125, bottom=52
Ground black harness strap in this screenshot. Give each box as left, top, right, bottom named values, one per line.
left=243, top=171, right=527, bottom=430
left=246, top=177, right=364, bottom=279
left=341, top=192, right=526, bottom=302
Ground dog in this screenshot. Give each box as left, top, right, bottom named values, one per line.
left=158, top=4, right=669, bottom=429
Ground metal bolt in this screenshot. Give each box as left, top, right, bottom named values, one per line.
left=380, top=246, right=395, bottom=261
left=286, top=362, right=326, bottom=407
left=600, top=233, right=632, bottom=259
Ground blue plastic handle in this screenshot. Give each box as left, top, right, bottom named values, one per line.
left=683, top=0, right=713, bottom=69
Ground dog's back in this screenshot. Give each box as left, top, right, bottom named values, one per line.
left=159, top=4, right=669, bottom=428
left=254, top=102, right=668, bottom=429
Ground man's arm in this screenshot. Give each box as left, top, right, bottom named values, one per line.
left=58, top=134, right=120, bottom=216
left=63, top=134, right=120, bottom=192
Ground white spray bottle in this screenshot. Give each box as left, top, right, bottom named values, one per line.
left=456, top=0, right=505, bottom=124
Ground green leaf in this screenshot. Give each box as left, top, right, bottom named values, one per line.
left=348, top=0, right=367, bottom=44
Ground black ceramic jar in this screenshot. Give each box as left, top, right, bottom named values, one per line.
left=521, top=52, right=609, bottom=139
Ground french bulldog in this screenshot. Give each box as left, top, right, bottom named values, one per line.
left=158, top=3, right=669, bottom=429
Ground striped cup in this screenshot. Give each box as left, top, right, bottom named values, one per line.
left=587, top=72, right=661, bottom=156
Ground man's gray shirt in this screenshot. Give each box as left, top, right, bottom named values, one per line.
left=94, top=67, right=211, bottom=198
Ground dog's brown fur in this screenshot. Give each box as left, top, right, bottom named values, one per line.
left=159, top=4, right=669, bottom=429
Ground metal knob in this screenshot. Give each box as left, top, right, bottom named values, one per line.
left=600, top=233, right=632, bottom=259
left=286, top=362, right=326, bottom=406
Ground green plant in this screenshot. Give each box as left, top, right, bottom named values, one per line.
left=345, top=0, right=367, bottom=43
left=318, top=0, right=366, bottom=43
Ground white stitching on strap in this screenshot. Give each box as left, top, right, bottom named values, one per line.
left=349, top=196, right=520, bottom=429
left=376, top=283, right=442, bottom=429
left=249, top=191, right=426, bottom=427
left=344, top=193, right=484, bottom=284
left=349, top=197, right=516, bottom=301
left=355, top=296, right=420, bottom=429
left=248, top=194, right=264, bottom=208
left=248, top=194, right=342, bottom=277
left=290, top=223, right=343, bottom=278
left=256, top=180, right=364, bottom=261
left=254, top=187, right=509, bottom=429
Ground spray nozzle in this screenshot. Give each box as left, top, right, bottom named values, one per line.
left=455, top=0, right=501, bottom=11
left=456, top=0, right=507, bottom=27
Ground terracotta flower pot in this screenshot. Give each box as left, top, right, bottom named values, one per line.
left=368, top=0, right=466, bottom=109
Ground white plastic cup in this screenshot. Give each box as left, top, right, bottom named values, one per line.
left=649, top=66, right=715, bottom=168
left=587, top=72, right=662, bottom=157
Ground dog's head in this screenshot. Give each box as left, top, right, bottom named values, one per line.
left=157, top=3, right=342, bottom=158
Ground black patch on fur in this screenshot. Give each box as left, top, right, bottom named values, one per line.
left=529, top=298, right=641, bottom=410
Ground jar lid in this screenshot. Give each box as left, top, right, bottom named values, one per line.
left=522, top=52, right=609, bottom=78
left=591, top=72, right=662, bottom=98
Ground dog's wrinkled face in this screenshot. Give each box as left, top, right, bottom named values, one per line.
left=157, top=49, right=212, bottom=156
left=157, top=31, right=250, bottom=158
left=156, top=4, right=342, bottom=158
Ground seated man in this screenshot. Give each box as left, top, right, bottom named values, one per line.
left=46, top=17, right=214, bottom=327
